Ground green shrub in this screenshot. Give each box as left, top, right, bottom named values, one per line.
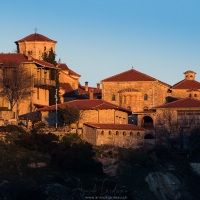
left=62, top=133, right=82, bottom=144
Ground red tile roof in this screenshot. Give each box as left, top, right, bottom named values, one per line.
left=31, top=57, right=57, bottom=69
left=57, top=63, right=69, bottom=71
left=38, top=99, right=131, bottom=114
left=0, top=53, right=28, bottom=66
left=78, top=84, right=102, bottom=94
left=0, top=53, right=57, bottom=69
left=84, top=122, right=145, bottom=131
left=155, top=97, right=200, bottom=109
left=101, top=69, right=170, bottom=86
left=15, top=33, right=57, bottom=43
left=172, top=79, right=200, bottom=89
left=58, top=63, right=80, bottom=77
left=60, top=83, right=73, bottom=93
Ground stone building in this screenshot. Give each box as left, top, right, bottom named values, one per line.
left=38, top=99, right=145, bottom=147
left=15, top=33, right=57, bottom=60
left=83, top=122, right=145, bottom=147
left=59, top=63, right=80, bottom=91
left=101, top=69, right=200, bottom=143
left=155, top=97, right=200, bottom=126
left=38, top=99, right=132, bottom=127
left=101, top=68, right=170, bottom=134
left=169, top=70, right=200, bottom=99
left=0, top=32, right=84, bottom=121
left=58, top=64, right=101, bottom=102
left=101, top=68, right=170, bottom=113
left=154, top=97, right=200, bottom=148
left=0, top=53, right=57, bottom=119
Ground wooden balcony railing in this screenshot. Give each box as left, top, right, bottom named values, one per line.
left=34, top=78, right=56, bottom=87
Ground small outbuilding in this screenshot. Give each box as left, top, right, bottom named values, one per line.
left=82, top=122, right=145, bottom=148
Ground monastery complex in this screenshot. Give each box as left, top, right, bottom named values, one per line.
left=1, top=32, right=200, bottom=147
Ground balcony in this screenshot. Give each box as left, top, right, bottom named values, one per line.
left=34, top=78, right=56, bottom=88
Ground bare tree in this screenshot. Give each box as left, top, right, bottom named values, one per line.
left=0, top=63, right=33, bottom=116
left=155, top=109, right=180, bottom=148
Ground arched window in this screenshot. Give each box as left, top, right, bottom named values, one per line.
left=144, top=94, right=148, bottom=100
left=142, top=116, right=153, bottom=128
left=101, top=130, right=104, bottom=135
left=130, top=131, right=133, bottom=136
left=108, top=131, right=112, bottom=135
left=189, top=94, right=192, bottom=97
left=123, top=131, right=126, bottom=136
left=194, top=94, right=197, bottom=97
left=116, top=131, right=119, bottom=136
left=137, top=132, right=140, bottom=138
left=111, top=94, right=116, bottom=101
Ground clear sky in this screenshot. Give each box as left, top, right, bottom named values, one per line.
left=1, top=0, right=200, bottom=87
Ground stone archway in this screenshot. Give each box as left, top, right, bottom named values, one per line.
left=144, top=132, right=155, bottom=147
left=142, top=116, right=154, bottom=129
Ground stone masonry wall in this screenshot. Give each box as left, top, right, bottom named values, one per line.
left=18, top=41, right=56, bottom=60
left=80, top=109, right=128, bottom=125
left=83, top=125, right=144, bottom=147
left=82, top=126, right=97, bottom=145
left=102, top=81, right=169, bottom=112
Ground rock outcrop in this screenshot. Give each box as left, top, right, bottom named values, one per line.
left=145, top=172, right=181, bottom=200
left=190, top=163, right=200, bottom=176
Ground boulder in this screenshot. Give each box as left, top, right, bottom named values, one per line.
left=145, top=172, right=181, bottom=200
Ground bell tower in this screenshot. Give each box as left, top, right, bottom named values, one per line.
left=15, top=30, right=57, bottom=60
left=184, top=70, right=196, bottom=80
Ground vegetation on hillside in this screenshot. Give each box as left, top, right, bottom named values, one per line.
left=0, top=125, right=200, bottom=199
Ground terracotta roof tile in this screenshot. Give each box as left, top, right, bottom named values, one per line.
left=155, top=97, right=200, bottom=109
left=16, top=33, right=57, bottom=43
left=0, top=53, right=28, bottom=66
left=101, top=69, right=170, bottom=86
left=58, top=63, right=69, bottom=71
left=78, top=84, right=102, bottom=94
left=172, top=79, right=200, bottom=89
left=31, top=57, right=57, bottom=69
left=38, top=99, right=131, bottom=114
left=60, top=83, right=73, bottom=93
left=84, top=122, right=145, bottom=131
left=58, top=63, right=80, bottom=77
left=0, top=53, right=57, bottom=69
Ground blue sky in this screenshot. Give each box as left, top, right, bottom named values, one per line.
left=1, top=0, right=200, bottom=87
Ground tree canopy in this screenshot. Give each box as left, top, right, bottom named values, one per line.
left=42, top=47, right=60, bottom=105
left=58, top=105, right=80, bottom=127
left=42, top=47, right=57, bottom=66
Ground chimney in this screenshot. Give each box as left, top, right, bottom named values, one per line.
left=85, top=81, right=89, bottom=92
left=97, top=82, right=100, bottom=89
left=89, top=89, right=94, bottom=100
